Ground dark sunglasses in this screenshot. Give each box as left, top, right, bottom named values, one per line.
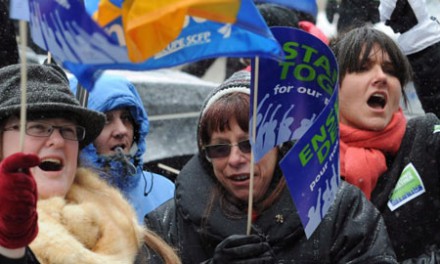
left=204, top=139, right=252, bottom=159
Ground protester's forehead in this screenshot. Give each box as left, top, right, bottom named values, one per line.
left=105, top=107, right=135, bottom=126
left=3, top=114, right=77, bottom=125
left=360, top=43, right=390, bottom=60
left=106, top=106, right=131, bottom=115
left=28, top=111, right=79, bottom=124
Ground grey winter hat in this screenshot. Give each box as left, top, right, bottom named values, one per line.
left=0, top=63, right=105, bottom=148
left=198, top=70, right=251, bottom=152
left=200, top=70, right=251, bottom=117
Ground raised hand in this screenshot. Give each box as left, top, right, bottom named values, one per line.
left=0, top=153, right=40, bottom=249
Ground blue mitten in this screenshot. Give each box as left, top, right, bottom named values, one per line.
left=380, top=0, right=440, bottom=54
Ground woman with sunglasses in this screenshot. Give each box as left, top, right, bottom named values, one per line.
left=0, top=63, right=180, bottom=263
left=144, top=70, right=397, bottom=263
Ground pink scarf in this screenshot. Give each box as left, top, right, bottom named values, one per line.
left=340, top=109, right=407, bottom=199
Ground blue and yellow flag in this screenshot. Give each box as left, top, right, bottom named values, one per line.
left=90, top=0, right=241, bottom=62
left=28, top=0, right=283, bottom=90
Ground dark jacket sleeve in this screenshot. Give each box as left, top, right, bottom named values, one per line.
left=134, top=199, right=177, bottom=264
left=330, top=182, right=398, bottom=263
left=0, top=248, right=39, bottom=264
left=407, top=41, right=440, bottom=117
left=144, top=199, right=177, bottom=247
left=401, top=244, right=440, bottom=264
left=134, top=242, right=169, bottom=264
left=0, top=254, right=27, bottom=264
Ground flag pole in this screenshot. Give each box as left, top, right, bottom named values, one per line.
left=247, top=56, right=259, bottom=235
left=19, top=20, right=27, bottom=152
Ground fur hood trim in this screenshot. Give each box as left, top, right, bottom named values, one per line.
left=30, top=168, right=145, bottom=264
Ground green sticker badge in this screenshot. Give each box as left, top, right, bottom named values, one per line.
left=388, top=163, right=425, bottom=211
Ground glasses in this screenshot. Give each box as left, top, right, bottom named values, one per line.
left=204, top=139, right=252, bottom=159
left=3, top=121, right=86, bottom=141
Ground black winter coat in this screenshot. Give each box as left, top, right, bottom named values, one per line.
left=146, top=155, right=397, bottom=264
left=371, top=113, right=440, bottom=262
left=0, top=248, right=39, bottom=264
left=408, top=42, right=440, bottom=117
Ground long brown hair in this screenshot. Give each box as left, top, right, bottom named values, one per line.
left=143, top=230, right=181, bottom=264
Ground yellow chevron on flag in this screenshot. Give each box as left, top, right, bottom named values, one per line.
left=122, top=0, right=241, bottom=62
left=94, top=0, right=121, bottom=27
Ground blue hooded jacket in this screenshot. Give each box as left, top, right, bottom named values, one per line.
left=70, top=73, right=174, bottom=223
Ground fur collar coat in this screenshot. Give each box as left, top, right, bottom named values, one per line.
left=30, top=168, right=145, bottom=264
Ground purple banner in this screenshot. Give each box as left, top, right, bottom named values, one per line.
left=250, top=27, right=340, bottom=238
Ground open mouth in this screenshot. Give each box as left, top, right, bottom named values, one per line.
left=39, top=158, right=63, bottom=171
left=367, top=93, right=387, bottom=109
left=230, top=174, right=250, bottom=182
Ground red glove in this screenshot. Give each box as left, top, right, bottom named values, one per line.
left=0, top=153, right=40, bottom=249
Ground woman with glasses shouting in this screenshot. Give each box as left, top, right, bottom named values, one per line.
left=0, top=63, right=180, bottom=263
left=144, top=70, right=397, bottom=263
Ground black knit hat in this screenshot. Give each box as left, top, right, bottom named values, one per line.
left=197, top=70, right=251, bottom=153
left=0, top=63, right=105, bottom=148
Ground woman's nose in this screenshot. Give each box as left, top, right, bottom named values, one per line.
left=228, top=145, right=247, bottom=165
left=112, top=118, right=129, bottom=137
left=372, top=65, right=388, bottom=85
left=46, top=128, right=65, bottom=147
